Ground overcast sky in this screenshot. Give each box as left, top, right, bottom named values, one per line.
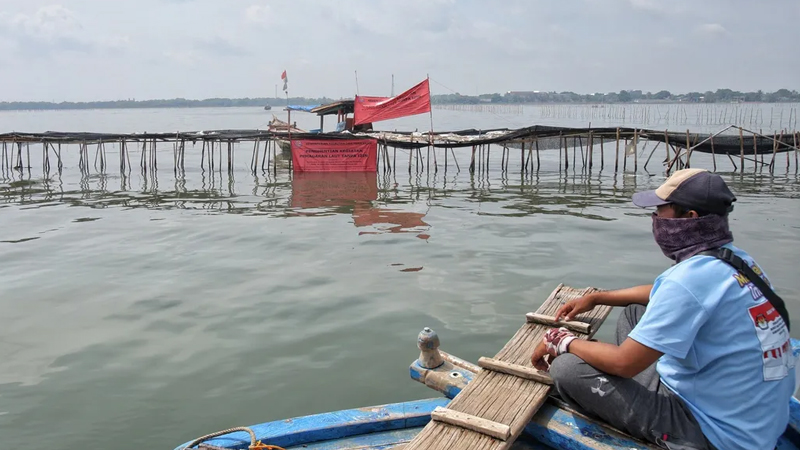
left=0, top=0, right=798, bottom=102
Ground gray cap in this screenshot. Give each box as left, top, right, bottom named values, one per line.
left=632, top=169, right=736, bottom=215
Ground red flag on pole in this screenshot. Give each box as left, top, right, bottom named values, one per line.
left=281, top=70, right=288, bottom=92
left=353, top=79, right=431, bottom=125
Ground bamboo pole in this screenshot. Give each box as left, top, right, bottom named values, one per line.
left=753, top=133, right=758, bottom=174
left=409, top=142, right=413, bottom=174
left=710, top=135, right=716, bottom=172
left=770, top=131, right=782, bottom=173
left=485, top=144, right=490, bottom=173
left=633, top=129, right=638, bottom=171
left=573, top=136, right=579, bottom=171
left=681, top=129, right=689, bottom=170
left=686, top=129, right=697, bottom=168
left=727, top=153, right=738, bottom=171
left=524, top=141, right=531, bottom=171
left=444, top=143, right=448, bottom=172
left=643, top=142, right=661, bottom=172
left=739, top=127, right=745, bottom=173
left=470, top=145, right=476, bottom=173
left=260, top=140, right=267, bottom=172
left=251, top=139, right=259, bottom=173
left=217, top=139, right=222, bottom=174
left=614, top=128, right=620, bottom=172
left=787, top=129, right=791, bottom=170
left=428, top=144, right=439, bottom=173
left=141, top=140, right=147, bottom=171
left=535, top=138, right=540, bottom=170
left=563, top=133, right=569, bottom=170
left=623, top=136, right=628, bottom=172
left=599, top=135, right=604, bottom=168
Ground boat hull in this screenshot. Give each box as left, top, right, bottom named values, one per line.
left=176, top=339, right=800, bottom=450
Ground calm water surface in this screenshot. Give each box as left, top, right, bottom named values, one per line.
left=1, top=107, right=799, bottom=450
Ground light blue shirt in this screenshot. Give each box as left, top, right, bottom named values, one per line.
left=629, top=243, right=795, bottom=450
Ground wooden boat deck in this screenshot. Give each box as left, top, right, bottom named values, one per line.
left=403, top=284, right=612, bottom=450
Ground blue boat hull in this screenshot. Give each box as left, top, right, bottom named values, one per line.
left=176, top=338, right=800, bottom=450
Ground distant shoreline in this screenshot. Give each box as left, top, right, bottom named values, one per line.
left=1, top=88, right=798, bottom=111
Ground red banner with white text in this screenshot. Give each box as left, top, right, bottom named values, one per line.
left=354, top=79, right=431, bottom=125
left=291, top=139, right=377, bottom=172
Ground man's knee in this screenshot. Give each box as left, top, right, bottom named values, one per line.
left=549, top=353, right=584, bottom=388
left=624, top=303, right=646, bottom=320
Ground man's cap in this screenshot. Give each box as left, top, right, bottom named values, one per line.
left=632, top=168, right=736, bottom=215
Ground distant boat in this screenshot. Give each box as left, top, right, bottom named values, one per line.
left=263, top=105, right=272, bottom=111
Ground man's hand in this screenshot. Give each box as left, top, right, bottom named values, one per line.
left=555, top=294, right=597, bottom=321
left=530, top=327, right=577, bottom=371
left=530, top=340, right=550, bottom=371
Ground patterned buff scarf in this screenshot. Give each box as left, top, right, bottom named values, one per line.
left=652, top=213, right=734, bottom=263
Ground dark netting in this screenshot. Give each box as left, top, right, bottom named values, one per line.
left=1, top=126, right=796, bottom=155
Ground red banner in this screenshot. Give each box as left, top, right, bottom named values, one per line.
left=354, top=79, right=431, bottom=125
left=291, top=139, right=377, bottom=172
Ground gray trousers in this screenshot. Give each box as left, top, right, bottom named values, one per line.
left=549, top=304, right=716, bottom=450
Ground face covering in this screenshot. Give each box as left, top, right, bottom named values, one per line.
left=651, top=213, right=734, bottom=263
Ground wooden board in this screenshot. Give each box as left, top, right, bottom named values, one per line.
left=403, top=284, right=612, bottom=450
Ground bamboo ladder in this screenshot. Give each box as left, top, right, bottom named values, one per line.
left=403, top=284, right=613, bottom=450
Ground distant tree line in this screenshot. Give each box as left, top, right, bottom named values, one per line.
left=436, top=88, right=800, bottom=105
left=1, top=88, right=798, bottom=111
left=0, top=97, right=337, bottom=111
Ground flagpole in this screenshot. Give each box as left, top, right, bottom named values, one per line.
left=427, top=74, right=437, bottom=173
left=282, top=70, right=292, bottom=172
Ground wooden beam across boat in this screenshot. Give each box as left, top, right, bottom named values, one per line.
left=402, top=284, right=612, bottom=450
left=525, top=313, right=592, bottom=334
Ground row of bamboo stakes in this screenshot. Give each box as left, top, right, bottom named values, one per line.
left=1, top=128, right=798, bottom=180
left=538, top=105, right=799, bottom=130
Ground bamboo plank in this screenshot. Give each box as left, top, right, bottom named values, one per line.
left=431, top=407, right=511, bottom=441
left=403, top=285, right=612, bottom=450
left=477, top=357, right=553, bottom=385
left=525, top=313, right=591, bottom=334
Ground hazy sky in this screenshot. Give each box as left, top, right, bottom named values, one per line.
left=0, top=0, right=798, bottom=102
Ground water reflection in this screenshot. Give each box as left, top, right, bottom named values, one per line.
left=289, top=172, right=432, bottom=237
left=1, top=164, right=799, bottom=226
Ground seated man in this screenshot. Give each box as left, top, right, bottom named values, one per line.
left=531, top=169, right=795, bottom=450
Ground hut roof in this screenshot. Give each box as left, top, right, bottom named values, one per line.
left=311, top=100, right=354, bottom=116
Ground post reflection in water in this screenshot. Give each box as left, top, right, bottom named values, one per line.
left=290, top=171, right=431, bottom=239
left=1, top=157, right=799, bottom=221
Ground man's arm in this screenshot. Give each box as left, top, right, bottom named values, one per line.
left=556, top=284, right=653, bottom=321
left=561, top=284, right=659, bottom=377
left=594, top=284, right=653, bottom=307
left=566, top=338, right=663, bottom=378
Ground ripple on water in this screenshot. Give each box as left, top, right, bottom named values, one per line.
left=0, top=139, right=798, bottom=450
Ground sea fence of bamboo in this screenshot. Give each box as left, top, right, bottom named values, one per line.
left=536, top=103, right=799, bottom=130
left=0, top=126, right=798, bottom=182
left=433, top=104, right=524, bottom=115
